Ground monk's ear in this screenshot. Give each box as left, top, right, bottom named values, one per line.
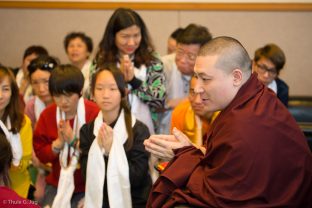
left=232, top=68, right=243, bottom=87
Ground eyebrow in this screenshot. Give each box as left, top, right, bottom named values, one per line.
left=1, top=84, right=10, bottom=87
left=96, top=83, right=117, bottom=87
left=196, top=72, right=212, bottom=78
left=120, top=31, right=140, bottom=36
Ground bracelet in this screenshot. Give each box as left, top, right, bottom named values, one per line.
left=69, top=136, right=78, bottom=147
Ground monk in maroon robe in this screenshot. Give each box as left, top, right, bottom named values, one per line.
left=144, top=36, right=312, bottom=207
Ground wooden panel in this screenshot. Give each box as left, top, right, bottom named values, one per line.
left=0, top=2, right=311, bottom=11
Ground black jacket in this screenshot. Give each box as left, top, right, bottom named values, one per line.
left=80, top=119, right=152, bottom=208
left=276, top=77, right=289, bottom=107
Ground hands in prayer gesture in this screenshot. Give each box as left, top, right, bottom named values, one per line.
left=144, top=128, right=193, bottom=161
left=53, top=120, right=75, bottom=152
left=120, top=55, right=134, bottom=82
left=97, top=123, right=113, bottom=155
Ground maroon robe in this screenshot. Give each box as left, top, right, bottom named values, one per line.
left=147, top=74, right=312, bottom=208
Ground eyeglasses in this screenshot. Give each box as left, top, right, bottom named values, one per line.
left=176, top=48, right=197, bottom=62
left=255, top=63, right=277, bottom=76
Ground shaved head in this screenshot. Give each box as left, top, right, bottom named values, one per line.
left=198, top=36, right=252, bottom=77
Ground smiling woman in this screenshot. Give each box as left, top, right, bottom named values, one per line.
left=0, top=65, right=33, bottom=200
left=94, top=7, right=166, bottom=134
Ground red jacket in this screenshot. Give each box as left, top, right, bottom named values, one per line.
left=33, top=99, right=99, bottom=193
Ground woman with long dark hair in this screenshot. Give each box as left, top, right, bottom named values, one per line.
left=0, top=65, right=33, bottom=199
left=94, top=8, right=166, bottom=134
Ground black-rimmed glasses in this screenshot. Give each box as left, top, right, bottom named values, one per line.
left=255, top=63, right=277, bottom=76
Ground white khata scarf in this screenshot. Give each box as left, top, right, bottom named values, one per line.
left=52, top=97, right=85, bottom=208
left=34, top=96, right=46, bottom=121
left=81, top=60, right=92, bottom=98
left=117, top=61, right=154, bottom=134
left=0, top=117, right=23, bottom=166
left=84, top=109, right=135, bottom=208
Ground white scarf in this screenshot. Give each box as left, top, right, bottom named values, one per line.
left=34, top=96, right=46, bottom=121
left=117, top=61, right=158, bottom=182
left=129, top=65, right=154, bottom=134
left=52, top=97, right=85, bottom=208
left=117, top=62, right=154, bottom=134
left=0, top=117, right=23, bottom=166
left=81, top=60, right=92, bottom=98
left=84, top=110, right=134, bottom=208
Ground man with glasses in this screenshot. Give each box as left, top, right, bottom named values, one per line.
left=252, top=43, right=289, bottom=106
left=157, top=24, right=212, bottom=134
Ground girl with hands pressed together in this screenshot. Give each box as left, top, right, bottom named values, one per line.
left=97, top=122, right=113, bottom=155
left=80, top=65, right=152, bottom=208
left=33, top=65, right=99, bottom=208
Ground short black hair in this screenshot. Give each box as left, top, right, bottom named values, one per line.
left=28, top=55, right=59, bottom=78
left=176, top=24, right=212, bottom=46
left=23, top=45, right=48, bottom=60
left=254, top=43, right=286, bottom=74
left=64, top=32, right=93, bottom=53
left=170, top=27, right=184, bottom=40
left=49, top=64, right=84, bottom=96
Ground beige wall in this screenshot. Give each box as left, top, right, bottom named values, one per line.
left=0, top=8, right=311, bottom=96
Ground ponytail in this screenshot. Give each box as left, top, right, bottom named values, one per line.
left=121, top=98, right=133, bottom=151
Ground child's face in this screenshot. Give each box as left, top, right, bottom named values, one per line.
left=53, top=93, right=80, bottom=117
left=0, top=76, right=12, bottom=115
left=93, top=70, right=121, bottom=114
